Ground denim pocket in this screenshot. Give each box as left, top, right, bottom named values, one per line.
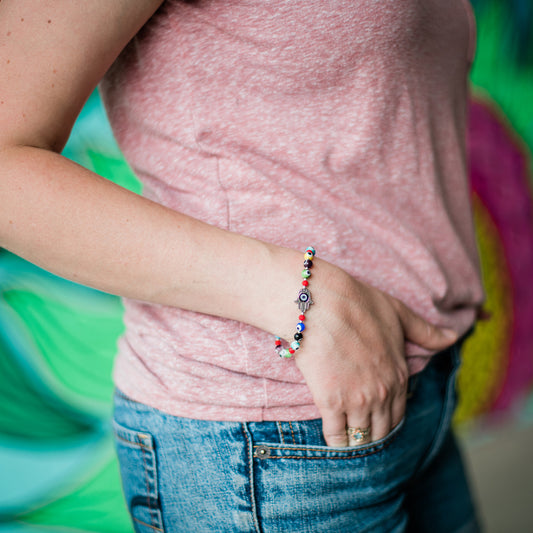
left=248, top=417, right=412, bottom=532
left=252, top=416, right=406, bottom=460
left=113, top=420, right=166, bottom=533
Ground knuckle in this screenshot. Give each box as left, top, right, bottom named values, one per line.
left=375, top=381, right=391, bottom=403
left=350, top=390, right=369, bottom=410
left=397, top=369, right=408, bottom=389
left=324, top=430, right=348, bottom=442
left=317, top=394, right=344, bottom=412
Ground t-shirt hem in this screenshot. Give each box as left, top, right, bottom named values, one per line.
left=113, top=379, right=321, bottom=422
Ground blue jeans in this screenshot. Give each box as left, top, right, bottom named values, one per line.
left=113, top=342, right=481, bottom=533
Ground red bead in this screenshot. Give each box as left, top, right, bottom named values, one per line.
left=302, top=280, right=309, bottom=287
left=299, top=314, right=305, bottom=321
left=275, top=339, right=282, bottom=346
left=289, top=348, right=295, bottom=354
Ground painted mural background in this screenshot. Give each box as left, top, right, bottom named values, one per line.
left=1, top=1, right=532, bottom=531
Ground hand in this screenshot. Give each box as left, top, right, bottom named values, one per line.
left=294, top=260, right=458, bottom=447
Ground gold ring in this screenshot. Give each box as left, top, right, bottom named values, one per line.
left=346, top=426, right=371, bottom=443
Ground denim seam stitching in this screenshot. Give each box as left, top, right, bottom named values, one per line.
left=115, top=433, right=152, bottom=448
left=288, top=421, right=296, bottom=444
left=242, top=423, right=263, bottom=533
left=140, top=441, right=155, bottom=528
left=139, top=437, right=162, bottom=531
left=252, top=430, right=399, bottom=459
left=133, top=516, right=164, bottom=532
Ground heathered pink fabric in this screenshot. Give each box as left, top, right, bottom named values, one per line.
left=100, top=0, right=484, bottom=421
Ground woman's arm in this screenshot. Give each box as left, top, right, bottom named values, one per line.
left=0, top=0, right=293, bottom=329
left=0, top=0, right=457, bottom=446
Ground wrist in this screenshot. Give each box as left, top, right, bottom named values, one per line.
left=253, top=243, right=304, bottom=339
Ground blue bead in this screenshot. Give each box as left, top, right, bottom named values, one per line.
left=296, top=322, right=305, bottom=333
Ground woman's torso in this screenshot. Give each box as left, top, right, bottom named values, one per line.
left=100, top=0, right=483, bottom=421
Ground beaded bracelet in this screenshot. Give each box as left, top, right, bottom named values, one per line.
left=275, top=246, right=316, bottom=358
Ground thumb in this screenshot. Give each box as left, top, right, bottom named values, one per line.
left=394, top=299, right=458, bottom=351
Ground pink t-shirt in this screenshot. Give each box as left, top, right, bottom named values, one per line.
left=100, top=0, right=484, bottom=421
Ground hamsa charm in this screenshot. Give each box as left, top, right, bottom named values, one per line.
left=295, top=287, right=313, bottom=313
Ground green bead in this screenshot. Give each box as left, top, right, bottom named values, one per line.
left=301, top=269, right=311, bottom=279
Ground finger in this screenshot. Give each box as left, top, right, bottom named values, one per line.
left=391, top=383, right=408, bottom=429
left=393, top=299, right=458, bottom=350
left=321, top=410, right=349, bottom=447
left=368, top=407, right=392, bottom=442
left=346, top=416, right=372, bottom=446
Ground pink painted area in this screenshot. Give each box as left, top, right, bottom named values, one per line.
left=468, top=99, right=533, bottom=411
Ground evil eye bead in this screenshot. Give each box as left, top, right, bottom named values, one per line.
left=304, top=252, right=314, bottom=261
left=279, top=348, right=291, bottom=358
left=296, top=322, right=305, bottom=333
left=305, top=246, right=316, bottom=256
left=302, top=269, right=311, bottom=279
left=291, top=341, right=301, bottom=350
left=296, top=287, right=313, bottom=312
left=303, top=259, right=313, bottom=268
left=294, top=332, right=303, bottom=341
left=298, top=291, right=309, bottom=303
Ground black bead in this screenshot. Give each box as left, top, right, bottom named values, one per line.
left=303, top=259, right=313, bottom=268
left=294, top=332, right=303, bottom=341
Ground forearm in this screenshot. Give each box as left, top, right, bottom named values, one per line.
left=0, top=145, right=462, bottom=449
left=0, top=145, right=300, bottom=337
